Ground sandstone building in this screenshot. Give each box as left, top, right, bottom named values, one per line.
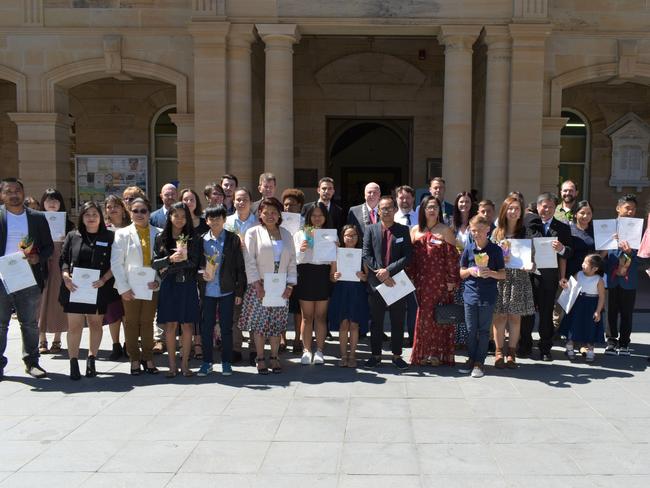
left=0, top=0, right=649, bottom=213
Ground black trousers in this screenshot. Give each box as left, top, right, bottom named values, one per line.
left=368, top=290, right=406, bottom=357
left=519, top=274, right=540, bottom=354
left=607, top=286, right=636, bottom=348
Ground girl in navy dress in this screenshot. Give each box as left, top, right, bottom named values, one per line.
left=328, top=224, right=369, bottom=368
left=560, top=253, right=606, bottom=363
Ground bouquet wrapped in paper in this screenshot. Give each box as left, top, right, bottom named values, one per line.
left=499, top=240, right=511, bottom=258
left=19, top=236, right=38, bottom=257
left=204, top=252, right=220, bottom=282
left=303, top=226, right=315, bottom=248
left=175, top=234, right=189, bottom=261
left=616, top=252, right=632, bottom=277
left=474, top=252, right=490, bottom=268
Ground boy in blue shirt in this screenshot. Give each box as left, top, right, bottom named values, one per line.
left=459, top=215, right=506, bottom=378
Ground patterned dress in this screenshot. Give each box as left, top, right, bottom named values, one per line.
left=408, top=233, right=460, bottom=365
left=238, top=262, right=289, bottom=337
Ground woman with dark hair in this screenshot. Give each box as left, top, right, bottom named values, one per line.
left=328, top=224, right=369, bottom=367
left=567, top=200, right=595, bottom=278
left=294, top=203, right=332, bottom=365
left=490, top=196, right=536, bottom=369
left=111, top=197, right=161, bottom=375
left=38, top=188, right=75, bottom=355
left=451, top=191, right=477, bottom=347
left=152, top=202, right=201, bottom=377
left=239, top=197, right=297, bottom=374
left=103, top=194, right=130, bottom=360
left=59, top=202, right=115, bottom=379
left=408, top=196, right=459, bottom=366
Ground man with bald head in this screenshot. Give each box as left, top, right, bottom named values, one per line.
left=150, top=182, right=177, bottom=228
left=347, top=182, right=381, bottom=239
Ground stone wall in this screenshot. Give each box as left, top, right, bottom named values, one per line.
left=0, top=80, right=18, bottom=181
left=562, top=81, right=650, bottom=217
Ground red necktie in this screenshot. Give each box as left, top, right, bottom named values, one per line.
left=369, top=208, right=377, bottom=224
left=383, top=226, right=392, bottom=265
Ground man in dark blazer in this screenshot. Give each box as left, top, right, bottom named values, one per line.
left=149, top=182, right=177, bottom=228
left=0, top=178, right=54, bottom=379
left=520, top=193, right=573, bottom=361
left=302, top=177, right=344, bottom=232
left=347, top=181, right=381, bottom=239
left=250, top=172, right=277, bottom=216
left=362, top=195, right=412, bottom=369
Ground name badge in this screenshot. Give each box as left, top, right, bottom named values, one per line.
left=395, top=237, right=404, bottom=244
left=430, top=239, right=442, bottom=245
left=96, top=241, right=108, bottom=247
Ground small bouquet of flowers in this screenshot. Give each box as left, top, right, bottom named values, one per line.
left=204, top=252, right=220, bottom=281
left=474, top=252, right=490, bottom=268
left=616, top=252, right=632, bottom=277
left=175, top=234, right=189, bottom=261
left=303, top=226, right=315, bottom=248
left=499, top=240, right=511, bottom=258
left=19, top=236, right=38, bottom=258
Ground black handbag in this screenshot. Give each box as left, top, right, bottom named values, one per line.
left=435, top=303, right=465, bottom=325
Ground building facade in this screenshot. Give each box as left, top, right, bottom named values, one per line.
left=0, top=0, right=649, bottom=213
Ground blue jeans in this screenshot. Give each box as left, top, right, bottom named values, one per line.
left=0, top=285, right=42, bottom=369
left=200, top=294, right=235, bottom=364
left=464, top=302, right=495, bottom=365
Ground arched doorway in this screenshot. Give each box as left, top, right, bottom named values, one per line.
left=151, top=105, right=178, bottom=204
left=327, top=118, right=411, bottom=210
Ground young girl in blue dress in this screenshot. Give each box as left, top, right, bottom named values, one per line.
left=560, top=253, right=606, bottom=363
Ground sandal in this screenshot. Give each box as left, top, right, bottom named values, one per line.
left=340, top=356, right=348, bottom=368
left=256, top=357, right=268, bottom=375
left=130, top=362, right=141, bottom=376
left=165, top=370, right=178, bottom=379
left=49, top=341, right=62, bottom=354
left=140, top=360, right=159, bottom=375
left=38, top=341, right=49, bottom=354
left=269, top=356, right=282, bottom=374
left=182, top=369, right=194, bottom=377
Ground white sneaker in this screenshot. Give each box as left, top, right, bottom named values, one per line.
left=565, top=344, right=575, bottom=360
left=586, top=349, right=595, bottom=362
left=618, top=347, right=630, bottom=356
left=313, top=351, right=325, bottom=365
left=470, top=366, right=484, bottom=378
left=301, top=351, right=312, bottom=365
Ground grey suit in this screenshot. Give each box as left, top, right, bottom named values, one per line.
left=347, top=203, right=376, bottom=239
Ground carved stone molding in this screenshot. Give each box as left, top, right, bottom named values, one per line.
left=439, top=25, right=481, bottom=52
left=23, top=0, right=43, bottom=26
left=192, top=0, right=225, bottom=17
left=513, top=0, right=548, bottom=21
left=103, top=35, right=132, bottom=80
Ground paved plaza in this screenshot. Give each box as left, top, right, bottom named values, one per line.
left=1, top=314, right=650, bottom=488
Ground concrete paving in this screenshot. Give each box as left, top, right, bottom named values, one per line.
left=1, top=313, right=649, bottom=487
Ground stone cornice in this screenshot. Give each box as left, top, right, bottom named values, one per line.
left=439, top=25, right=481, bottom=51
left=256, top=23, right=301, bottom=45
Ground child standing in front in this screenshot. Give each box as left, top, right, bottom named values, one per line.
left=459, top=215, right=506, bottom=378
left=560, top=254, right=606, bottom=363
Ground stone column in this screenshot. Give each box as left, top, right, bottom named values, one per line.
left=507, top=23, right=551, bottom=200
left=482, top=26, right=511, bottom=201
left=541, top=116, right=568, bottom=194
left=189, top=21, right=230, bottom=190
left=256, top=24, right=300, bottom=189
left=8, top=112, right=72, bottom=202
left=439, top=25, right=480, bottom=196
left=169, top=113, right=195, bottom=189
left=227, top=24, right=256, bottom=189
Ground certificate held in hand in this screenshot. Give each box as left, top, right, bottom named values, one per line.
left=0, top=252, right=37, bottom=293
left=69, top=267, right=100, bottom=304
left=504, top=239, right=532, bottom=270
left=336, top=248, right=362, bottom=282
left=376, top=270, right=415, bottom=306
left=44, top=211, right=67, bottom=242
left=281, top=212, right=301, bottom=237
left=262, top=272, right=287, bottom=307
left=128, top=266, right=156, bottom=300
left=533, top=237, right=558, bottom=269
left=593, top=219, right=618, bottom=251
left=313, top=229, right=338, bottom=262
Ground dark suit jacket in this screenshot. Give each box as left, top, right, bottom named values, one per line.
left=149, top=207, right=168, bottom=229
left=362, top=221, right=412, bottom=291
left=347, top=203, right=374, bottom=239
left=302, top=201, right=344, bottom=232
left=0, top=205, right=54, bottom=289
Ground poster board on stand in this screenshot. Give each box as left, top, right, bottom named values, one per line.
left=75, top=155, right=148, bottom=206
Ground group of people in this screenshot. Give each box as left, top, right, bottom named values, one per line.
left=0, top=173, right=648, bottom=381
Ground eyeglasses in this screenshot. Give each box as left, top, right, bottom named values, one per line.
left=131, top=208, right=148, bottom=215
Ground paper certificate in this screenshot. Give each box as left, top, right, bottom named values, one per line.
left=618, top=217, right=644, bottom=249
left=533, top=237, right=558, bottom=269
left=505, top=239, right=533, bottom=270
left=262, top=272, right=287, bottom=307
left=593, top=219, right=618, bottom=251
left=557, top=276, right=582, bottom=314
left=45, top=212, right=67, bottom=241
left=281, top=212, right=301, bottom=237
left=0, top=252, right=37, bottom=293
left=376, top=270, right=415, bottom=306
left=69, top=267, right=100, bottom=304
left=128, top=266, right=156, bottom=300
left=336, top=248, right=362, bottom=282
left=313, top=229, right=338, bottom=262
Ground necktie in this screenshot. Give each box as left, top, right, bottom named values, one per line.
left=405, top=213, right=411, bottom=226
left=383, top=226, right=392, bottom=265
left=369, top=208, right=377, bottom=224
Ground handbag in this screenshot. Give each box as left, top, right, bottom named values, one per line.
left=435, top=303, right=465, bottom=325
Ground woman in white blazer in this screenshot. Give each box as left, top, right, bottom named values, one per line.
left=111, top=197, right=161, bottom=375
left=239, top=197, right=297, bottom=374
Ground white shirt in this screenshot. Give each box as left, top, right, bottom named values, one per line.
left=395, top=208, right=417, bottom=227
left=4, top=209, right=28, bottom=255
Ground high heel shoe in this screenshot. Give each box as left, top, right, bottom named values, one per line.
left=130, top=361, right=141, bottom=375
left=69, top=358, right=81, bottom=381
left=256, top=357, right=268, bottom=375
left=140, top=360, right=159, bottom=374
left=86, top=355, right=97, bottom=377
left=269, top=356, right=282, bottom=374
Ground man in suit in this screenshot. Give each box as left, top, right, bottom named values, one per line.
left=347, top=181, right=381, bottom=239
left=302, top=177, right=344, bottom=232
left=363, top=195, right=413, bottom=369
left=520, top=193, right=573, bottom=361
left=149, top=183, right=177, bottom=228
left=427, top=177, right=454, bottom=226
left=250, top=172, right=277, bottom=216
left=0, top=177, right=54, bottom=380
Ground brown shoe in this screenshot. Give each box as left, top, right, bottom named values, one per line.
left=494, top=349, right=506, bottom=369
left=152, top=341, right=165, bottom=354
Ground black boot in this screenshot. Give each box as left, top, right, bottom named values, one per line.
left=109, top=343, right=123, bottom=361
left=123, top=342, right=129, bottom=358
left=70, top=358, right=81, bottom=381
left=86, top=355, right=97, bottom=378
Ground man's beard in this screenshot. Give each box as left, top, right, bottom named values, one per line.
left=563, top=195, right=575, bottom=205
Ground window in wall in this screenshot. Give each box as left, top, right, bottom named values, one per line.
left=603, top=112, right=650, bottom=192
left=560, top=109, right=589, bottom=199
left=151, top=106, right=178, bottom=205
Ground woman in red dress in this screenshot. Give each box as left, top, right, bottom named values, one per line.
left=409, top=196, right=460, bottom=366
